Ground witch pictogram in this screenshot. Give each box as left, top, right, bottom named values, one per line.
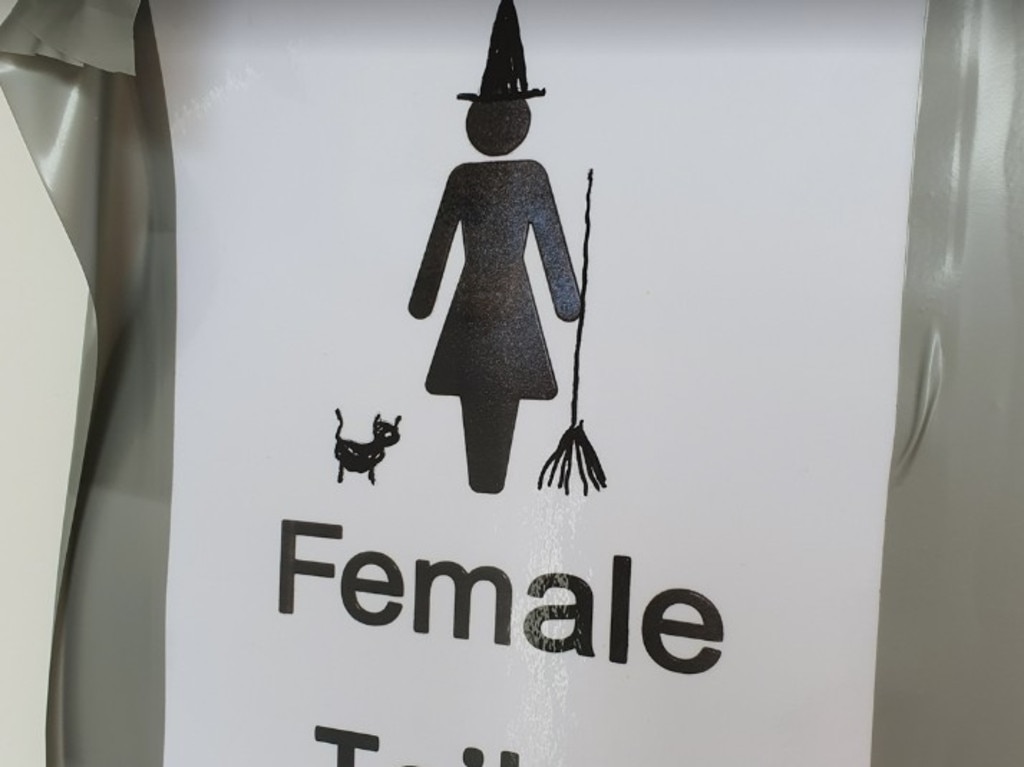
left=409, top=0, right=582, bottom=494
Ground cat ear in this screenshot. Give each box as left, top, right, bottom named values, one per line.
left=374, top=414, right=381, bottom=426
left=394, top=415, right=402, bottom=426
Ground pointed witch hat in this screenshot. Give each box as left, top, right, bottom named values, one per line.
left=458, top=0, right=546, bottom=102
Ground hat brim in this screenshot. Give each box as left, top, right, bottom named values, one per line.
left=457, top=88, right=546, bottom=102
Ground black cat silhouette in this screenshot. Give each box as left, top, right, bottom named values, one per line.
left=334, top=410, right=401, bottom=485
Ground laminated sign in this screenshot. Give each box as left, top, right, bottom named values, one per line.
left=152, top=2, right=925, bottom=765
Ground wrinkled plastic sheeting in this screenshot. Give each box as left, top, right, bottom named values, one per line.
left=874, top=0, right=1024, bottom=764
left=0, top=0, right=141, bottom=74
left=0, top=1, right=175, bottom=766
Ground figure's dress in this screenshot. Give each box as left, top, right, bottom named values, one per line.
left=412, top=160, right=580, bottom=402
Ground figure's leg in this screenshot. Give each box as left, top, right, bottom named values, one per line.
left=337, top=462, right=344, bottom=483
left=460, top=398, right=520, bottom=494
left=369, top=465, right=376, bottom=485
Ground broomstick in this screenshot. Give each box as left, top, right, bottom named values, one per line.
left=538, top=169, right=607, bottom=496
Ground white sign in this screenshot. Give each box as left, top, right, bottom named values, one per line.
left=153, top=2, right=924, bottom=765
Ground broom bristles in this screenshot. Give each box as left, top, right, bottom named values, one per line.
left=537, top=421, right=607, bottom=496
left=538, top=170, right=607, bottom=497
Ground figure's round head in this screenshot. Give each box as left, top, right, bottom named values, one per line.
left=466, top=100, right=531, bottom=156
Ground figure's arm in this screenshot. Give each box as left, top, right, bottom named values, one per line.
left=409, top=172, right=461, bottom=319
left=529, top=164, right=581, bottom=321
